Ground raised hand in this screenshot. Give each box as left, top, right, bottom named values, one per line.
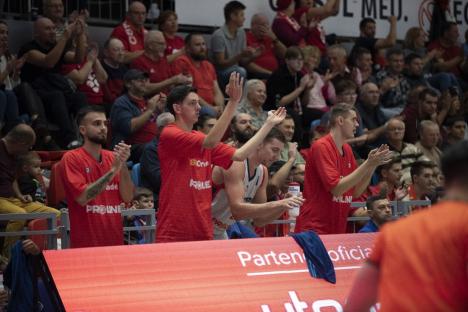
left=287, top=142, right=298, bottom=161
left=147, top=93, right=162, bottom=112
left=112, top=141, right=131, bottom=171
left=266, top=107, right=287, bottom=126
left=225, top=72, right=243, bottom=104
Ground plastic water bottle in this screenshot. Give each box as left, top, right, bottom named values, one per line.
left=288, top=182, right=301, bottom=218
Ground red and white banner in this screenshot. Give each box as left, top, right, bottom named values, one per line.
left=43, top=233, right=376, bottom=311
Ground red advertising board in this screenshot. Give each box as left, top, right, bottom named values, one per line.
left=43, top=233, right=376, bottom=311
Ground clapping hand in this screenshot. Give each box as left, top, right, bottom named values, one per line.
left=112, top=141, right=131, bottom=171
left=367, top=144, right=393, bottom=167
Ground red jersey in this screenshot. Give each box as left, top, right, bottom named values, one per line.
left=295, top=134, right=357, bottom=234
left=369, top=201, right=468, bottom=311
left=111, top=18, right=147, bottom=52
left=172, top=55, right=217, bottom=105
left=164, top=34, right=184, bottom=56
left=126, top=96, right=157, bottom=145
left=60, top=147, right=124, bottom=248
left=157, top=124, right=235, bottom=242
left=131, top=54, right=173, bottom=94
left=61, top=60, right=104, bottom=105
left=428, top=39, right=463, bottom=76
left=246, top=31, right=279, bottom=72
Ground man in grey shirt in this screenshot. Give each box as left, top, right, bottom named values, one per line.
left=211, top=1, right=260, bottom=90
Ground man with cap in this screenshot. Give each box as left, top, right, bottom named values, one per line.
left=110, top=69, right=166, bottom=162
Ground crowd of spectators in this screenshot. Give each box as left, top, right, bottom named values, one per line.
left=0, top=0, right=467, bottom=260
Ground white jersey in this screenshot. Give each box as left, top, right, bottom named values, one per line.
left=211, top=159, right=264, bottom=239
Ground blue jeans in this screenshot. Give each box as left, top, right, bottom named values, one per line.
left=0, top=89, right=20, bottom=131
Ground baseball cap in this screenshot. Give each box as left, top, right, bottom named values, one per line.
left=123, top=69, right=149, bottom=82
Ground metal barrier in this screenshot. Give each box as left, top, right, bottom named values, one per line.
left=0, top=212, right=59, bottom=249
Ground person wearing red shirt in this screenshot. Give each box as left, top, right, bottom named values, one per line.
left=102, top=38, right=128, bottom=106
left=295, top=103, right=392, bottom=234
left=131, top=30, right=191, bottom=96
left=110, top=69, right=166, bottom=162
left=61, top=106, right=133, bottom=248
left=428, top=22, right=464, bottom=77
left=157, top=73, right=287, bottom=242
left=62, top=44, right=108, bottom=106
left=345, top=140, right=468, bottom=312
left=246, top=13, right=286, bottom=79
left=110, top=1, right=146, bottom=63
left=172, top=33, right=224, bottom=116
left=157, top=10, right=184, bottom=60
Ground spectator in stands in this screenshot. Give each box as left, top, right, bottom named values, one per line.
left=16, top=151, right=47, bottom=203
left=211, top=1, right=256, bottom=90
left=102, top=38, right=128, bottom=107
left=156, top=74, right=287, bottom=242
left=237, top=79, right=268, bottom=129
left=43, top=0, right=88, bottom=43
left=246, top=13, right=286, bottom=78
left=346, top=140, right=468, bottom=312
left=61, top=105, right=133, bottom=248
left=415, top=120, right=442, bottom=166
left=229, top=113, right=255, bottom=146
left=272, top=0, right=308, bottom=47
left=428, top=22, right=464, bottom=78
left=385, top=118, right=428, bottom=184
left=62, top=43, right=108, bottom=107
left=172, top=33, right=224, bottom=117
left=293, top=0, right=339, bottom=55
left=195, top=114, right=217, bottom=135
left=350, top=16, right=397, bottom=69
left=374, top=48, right=411, bottom=119
left=403, top=28, right=459, bottom=93
left=404, top=53, right=431, bottom=90
left=295, top=104, right=392, bottom=234
left=401, top=87, right=440, bottom=143
left=18, top=17, right=87, bottom=149
left=359, top=194, right=392, bottom=233
left=157, top=10, right=184, bottom=58
left=277, top=114, right=305, bottom=165
left=0, top=20, right=57, bottom=150
left=212, top=127, right=303, bottom=239
left=265, top=46, right=313, bottom=143
left=352, top=47, right=373, bottom=83
left=355, top=82, right=387, bottom=145
left=110, top=69, right=166, bottom=162
left=110, top=1, right=146, bottom=63
left=139, top=112, right=174, bottom=211
left=0, top=124, right=60, bottom=259
left=301, top=45, right=330, bottom=123
left=292, top=162, right=305, bottom=187
left=402, top=161, right=436, bottom=211
left=376, top=157, right=407, bottom=201
left=131, top=30, right=191, bottom=95
left=442, top=115, right=466, bottom=150
left=327, top=44, right=361, bottom=94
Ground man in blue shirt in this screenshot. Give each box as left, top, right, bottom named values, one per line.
left=359, top=194, right=392, bottom=233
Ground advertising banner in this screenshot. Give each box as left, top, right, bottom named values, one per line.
left=43, top=233, right=377, bottom=311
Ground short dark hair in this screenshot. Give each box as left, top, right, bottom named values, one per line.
left=359, top=18, right=376, bottom=31
left=385, top=47, right=404, bottom=60
left=378, top=155, right=401, bottom=177
left=410, top=161, right=435, bottom=181
left=285, top=46, right=303, bottom=60
left=351, top=47, right=372, bottom=66
left=444, top=115, right=465, bottom=128
left=76, top=105, right=106, bottom=126
left=195, top=114, right=216, bottom=131
left=366, top=193, right=387, bottom=211
left=418, top=87, right=439, bottom=102
left=329, top=103, right=356, bottom=126
left=441, top=140, right=468, bottom=187
left=405, top=53, right=422, bottom=65
left=184, top=32, right=203, bottom=45
left=224, top=1, right=245, bottom=22
left=166, top=85, right=198, bottom=115
left=264, top=127, right=287, bottom=145
left=133, top=187, right=153, bottom=201
left=335, top=79, right=357, bottom=95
